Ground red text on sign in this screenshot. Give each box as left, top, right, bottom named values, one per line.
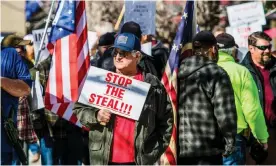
left=106, top=84, right=125, bottom=99
left=105, top=72, right=132, bottom=87
left=89, top=93, right=133, bottom=115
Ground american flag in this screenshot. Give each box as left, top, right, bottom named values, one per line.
left=160, top=1, right=195, bottom=165
left=45, top=0, right=90, bottom=128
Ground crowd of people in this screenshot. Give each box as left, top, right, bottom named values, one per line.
left=1, top=20, right=276, bottom=165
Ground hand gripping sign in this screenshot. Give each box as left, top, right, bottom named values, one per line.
left=78, top=67, right=151, bottom=120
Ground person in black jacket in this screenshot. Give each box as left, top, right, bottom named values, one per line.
left=177, top=31, right=237, bottom=165
left=145, top=35, right=169, bottom=80
left=91, top=32, right=115, bottom=67
left=241, top=31, right=276, bottom=165
left=97, top=48, right=115, bottom=72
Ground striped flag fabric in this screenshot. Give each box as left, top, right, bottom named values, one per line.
left=45, top=0, right=90, bottom=128
left=160, top=1, right=195, bottom=165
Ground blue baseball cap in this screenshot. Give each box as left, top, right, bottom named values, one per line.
left=113, top=33, right=141, bottom=52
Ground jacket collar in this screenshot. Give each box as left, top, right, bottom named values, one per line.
left=218, top=51, right=235, bottom=63
left=242, top=51, right=276, bottom=73
left=179, top=55, right=214, bottom=78
left=241, top=52, right=260, bottom=75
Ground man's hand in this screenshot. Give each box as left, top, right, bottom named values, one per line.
left=97, top=109, right=111, bottom=125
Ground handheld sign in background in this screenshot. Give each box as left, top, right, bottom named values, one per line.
left=32, top=28, right=51, bottom=63
left=78, top=67, right=151, bottom=121
left=124, top=0, right=156, bottom=35
left=141, top=42, right=152, bottom=56
left=226, top=23, right=262, bottom=48
left=227, top=2, right=266, bottom=27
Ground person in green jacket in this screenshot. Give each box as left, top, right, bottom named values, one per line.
left=216, top=33, right=269, bottom=165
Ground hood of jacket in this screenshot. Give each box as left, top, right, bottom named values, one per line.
left=179, top=55, right=214, bottom=78
left=218, top=51, right=235, bottom=63
left=152, top=40, right=165, bottom=51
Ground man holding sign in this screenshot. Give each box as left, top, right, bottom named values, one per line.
left=74, top=33, right=173, bottom=165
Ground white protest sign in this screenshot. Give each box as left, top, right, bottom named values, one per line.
left=226, top=23, right=262, bottom=48
left=88, top=31, right=98, bottom=51
left=141, top=42, right=152, bottom=56
left=78, top=66, right=151, bottom=120
left=31, top=71, right=45, bottom=111
left=124, top=1, right=156, bottom=35
left=32, top=28, right=51, bottom=63
left=227, top=2, right=266, bottom=27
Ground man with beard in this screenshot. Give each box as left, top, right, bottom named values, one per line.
left=241, top=31, right=276, bottom=164
left=177, top=31, right=237, bottom=165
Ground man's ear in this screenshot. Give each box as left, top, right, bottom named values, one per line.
left=248, top=45, right=254, bottom=53
left=135, top=51, right=142, bottom=63
left=212, top=46, right=216, bottom=54
left=210, top=46, right=217, bottom=54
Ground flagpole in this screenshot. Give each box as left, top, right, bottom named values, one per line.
left=114, top=5, right=125, bottom=31
left=35, top=0, right=56, bottom=67
left=192, top=0, right=197, bottom=37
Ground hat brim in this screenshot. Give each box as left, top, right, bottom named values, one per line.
left=17, top=40, right=31, bottom=46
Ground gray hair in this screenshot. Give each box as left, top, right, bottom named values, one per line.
left=131, top=50, right=141, bottom=64
left=219, top=47, right=237, bottom=55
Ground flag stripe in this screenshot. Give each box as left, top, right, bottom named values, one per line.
left=76, top=10, right=86, bottom=39
left=55, top=40, right=64, bottom=103
left=51, top=103, right=61, bottom=114
left=78, top=54, right=90, bottom=88
left=76, top=1, right=80, bottom=12
left=61, top=37, right=72, bottom=102
left=48, top=55, right=57, bottom=105
left=45, top=67, right=51, bottom=105
left=77, top=39, right=89, bottom=71
left=78, top=55, right=90, bottom=94
left=63, top=103, right=74, bottom=120
left=164, top=146, right=176, bottom=164
left=56, top=103, right=69, bottom=117
left=70, top=113, right=78, bottom=124
left=75, top=1, right=84, bottom=31
left=69, top=34, right=79, bottom=102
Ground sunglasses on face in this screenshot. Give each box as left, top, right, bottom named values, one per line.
left=253, top=44, right=272, bottom=51
left=112, top=50, right=131, bottom=58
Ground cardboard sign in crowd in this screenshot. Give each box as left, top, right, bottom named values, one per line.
left=79, top=67, right=151, bottom=121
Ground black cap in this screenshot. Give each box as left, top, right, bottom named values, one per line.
left=216, top=33, right=238, bottom=49
left=120, top=21, right=142, bottom=40
left=98, top=32, right=115, bottom=46
left=193, top=30, right=217, bottom=48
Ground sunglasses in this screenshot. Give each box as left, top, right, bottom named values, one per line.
left=112, top=50, right=131, bottom=58
left=253, top=44, right=272, bottom=51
